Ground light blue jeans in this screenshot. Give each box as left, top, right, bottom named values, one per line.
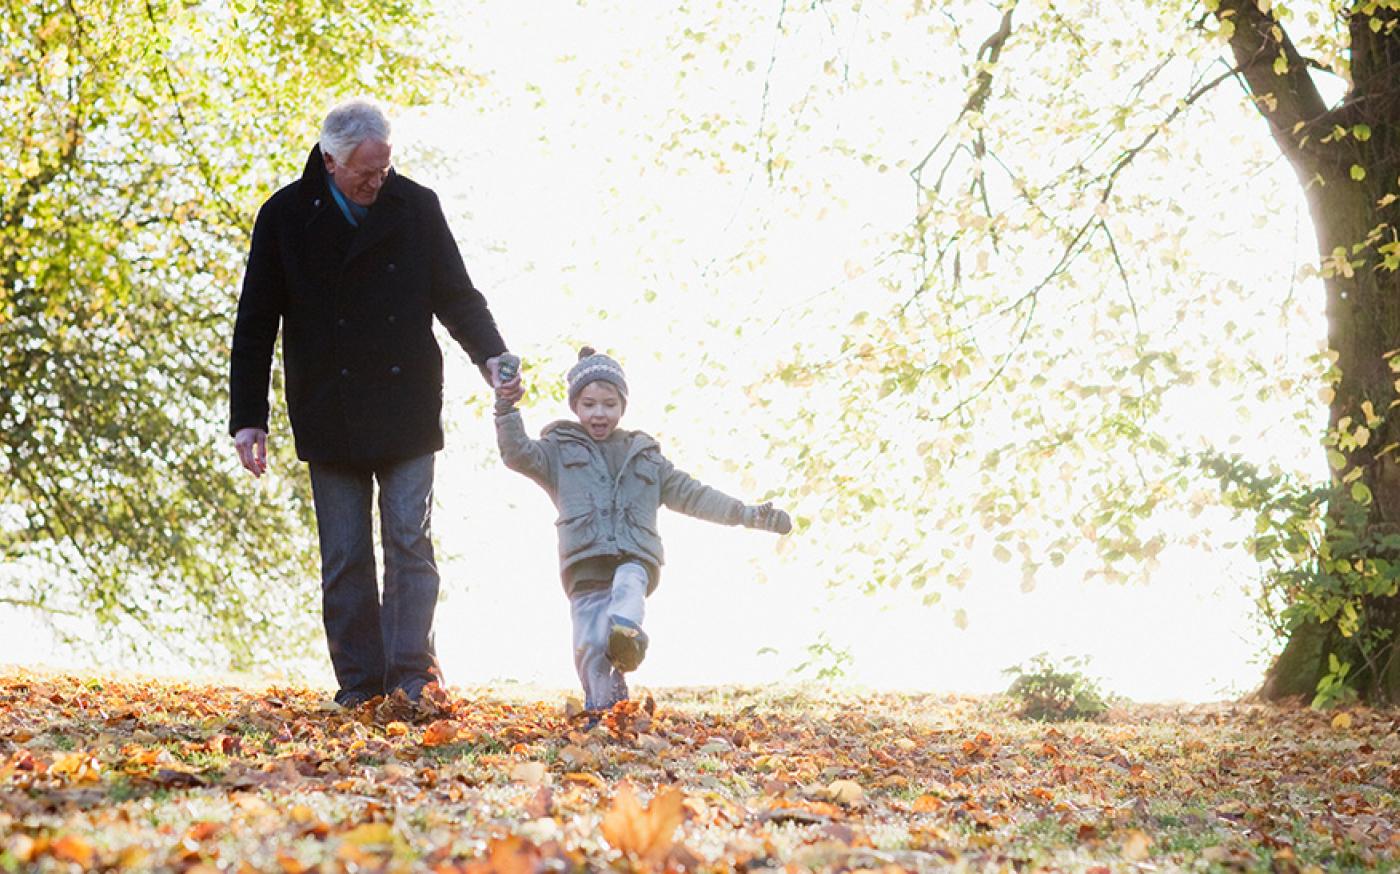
left=569, top=561, right=648, bottom=710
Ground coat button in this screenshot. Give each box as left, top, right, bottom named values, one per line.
left=340, top=368, right=349, bottom=377
left=390, top=366, right=402, bottom=376
left=337, top=318, right=346, bottom=327
left=387, top=263, right=396, bottom=272
left=387, top=315, right=396, bottom=324
left=313, top=198, right=322, bottom=207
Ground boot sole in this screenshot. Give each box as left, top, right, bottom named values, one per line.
left=607, top=624, right=648, bottom=672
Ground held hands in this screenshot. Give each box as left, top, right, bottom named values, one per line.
left=486, top=353, right=524, bottom=415
left=234, top=427, right=268, bottom=477
left=742, top=501, right=792, bottom=535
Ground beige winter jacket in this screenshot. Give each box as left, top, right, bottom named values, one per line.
left=495, top=411, right=745, bottom=593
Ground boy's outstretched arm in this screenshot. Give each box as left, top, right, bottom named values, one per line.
left=659, top=461, right=792, bottom=534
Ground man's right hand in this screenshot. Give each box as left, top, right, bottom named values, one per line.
left=234, top=427, right=269, bottom=477
left=485, top=354, right=525, bottom=405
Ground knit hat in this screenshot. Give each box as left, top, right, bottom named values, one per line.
left=567, top=346, right=628, bottom=410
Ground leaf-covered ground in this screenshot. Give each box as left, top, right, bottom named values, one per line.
left=1, top=672, right=1396, bottom=872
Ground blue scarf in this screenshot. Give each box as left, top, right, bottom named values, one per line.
left=325, top=169, right=369, bottom=227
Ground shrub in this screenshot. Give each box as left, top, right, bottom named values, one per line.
left=1002, top=654, right=1112, bottom=721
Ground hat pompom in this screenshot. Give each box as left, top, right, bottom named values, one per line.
left=578, top=345, right=596, bottom=360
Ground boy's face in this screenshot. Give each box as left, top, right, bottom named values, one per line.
left=574, top=381, right=624, bottom=441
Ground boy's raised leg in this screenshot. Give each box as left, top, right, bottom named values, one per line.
left=606, top=562, right=650, bottom=672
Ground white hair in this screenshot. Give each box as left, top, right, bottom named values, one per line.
left=318, top=98, right=391, bottom=162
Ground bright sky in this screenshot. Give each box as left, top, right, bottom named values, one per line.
left=394, top=0, right=1314, bottom=703
left=2, top=0, right=1343, bottom=703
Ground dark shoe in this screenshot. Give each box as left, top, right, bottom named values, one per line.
left=335, top=690, right=374, bottom=709
left=607, top=617, right=649, bottom=672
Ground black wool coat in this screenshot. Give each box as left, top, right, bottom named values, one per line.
left=228, top=146, right=507, bottom=465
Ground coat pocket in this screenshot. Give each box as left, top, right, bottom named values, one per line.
left=555, top=506, right=598, bottom=560
left=560, top=443, right=591, bottom=468
left=633, top=457, right=659, bottom=483
left=624, top=506, right=663, bottom=562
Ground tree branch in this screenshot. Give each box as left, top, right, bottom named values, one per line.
left=0, top=596, right=81, bottom=618
left=1215, top=0, right=1331, bottom=171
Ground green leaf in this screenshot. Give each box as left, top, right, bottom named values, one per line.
left=0, top=0, right=458, bottom=671
left=1350, top=164, right=1367, bottom=181
left=1351, top=481, right=1373, bottom=505
left=1328, top=449, right=1348, bottom=471
left=1352, top=123, right=1372, bottom=141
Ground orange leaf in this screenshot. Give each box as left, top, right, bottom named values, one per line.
left=341, top=822, right=395, bottom=847
left=116, top=846, right=150, bottom=870
left=421, top=720, right=461, bottom=747
left=183, top=821, right=220, bottom=843
left=288, top=805, right=316, bottom=824
left=601, top=782, right=685, bottom=863
left=276, top=851, right=311, bottom=874
left=123, top=747, right=164, bottom=769
left=50, top=833, right=95, bottom=867
left=564, top=771, right=606, bottom=789
left=461, top=835, right=542, bottom=874
left=912, top=794, right=943, bottom=812
left=50, top=752, right=101, bottom=783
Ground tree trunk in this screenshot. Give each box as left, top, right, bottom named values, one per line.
left=1221, top=2, right=1400, bottom=703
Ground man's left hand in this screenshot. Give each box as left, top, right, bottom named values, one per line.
left=485, top=355, right=524, bottom=404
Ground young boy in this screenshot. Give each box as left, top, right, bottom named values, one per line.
left=494, top=347, right=791, bottom=712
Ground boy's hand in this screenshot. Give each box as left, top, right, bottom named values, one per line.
left=486, top=354, right=525, bottom=404
left=489, top=354, right=523, bottom=416
left=742, top=501, right=792, bottom=535
left=493, top=384, right=518, bottom=416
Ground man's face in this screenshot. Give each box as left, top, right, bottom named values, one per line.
left=573, top=381, right=624, bottom=442
left=324, top=139, right=392, bottom=207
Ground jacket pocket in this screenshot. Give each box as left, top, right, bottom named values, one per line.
left=560, top=443, right=591, bottom=468
left=633, top=457, right=659, bottom=483
left=624, top=506, right=663, bottom=561
left=555, top=506, right=598, bottom=560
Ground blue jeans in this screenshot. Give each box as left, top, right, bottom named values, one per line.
left=308, top=453, right=440, bottom=704
left=569, top=561, right=648, bottom=710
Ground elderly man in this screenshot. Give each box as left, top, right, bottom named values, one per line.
left=228, top=98, right=521, bottom=707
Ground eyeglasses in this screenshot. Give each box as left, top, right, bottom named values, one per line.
left=339, top=162, right=393, bottom=184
